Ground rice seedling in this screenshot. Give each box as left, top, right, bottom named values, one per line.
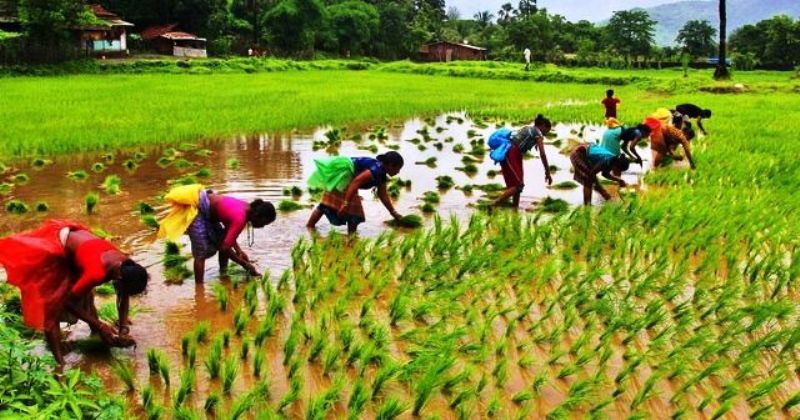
left=111, top=359, right=136, bottom=392
left=240, top=339, right=250, bottom=360
left=550, top=181, right=579, bottom=190
left=30, top=158, right=52, bottom=169
left=322, top=345, right=341, bottom=375
left=84, top=192, right=99, bottom=214
left=253, top=348, right=265, bottom=377
left=195, top=168, right=211, bottom=178
left=67, top=170, right=89, bottom=181
left=195, top=149, right=213, bottom=157
left=205, top=338, right=223, bottom=379
left=213, top=283, right=229, bottom=311
left=539, top=197, right=569, bottom=213
left=456, top=163, right=479, bottom=175
left=12, top=173, right=29, bottom=184
left=91, top=162, right=106, bottom=173
left=34, top=201, right=49, bottom=212
left=278, top=375, right=302, bottom=411
left=0, top=182, right=13, bottom=195
left=385, top=214, right=423, bottom=228
left=204, top=393, right=220, bottom=413
left=173, top=368, right=195, bottom=408
left=376, top=397, right=407, bottom=420
left=141, top=385, right=155, bottom=411
left=122, top=159, right=138, bottom=171
left=101, top=153, right=115, bottom=164
left=158, top=356, right=171, bottom=386
left=436, top=175, right=455, bottom=190
left=5, top=199, right=28, bottom=214
left=226, top=158, right=240, bottom=169
left=222, top=330, right=231, bottom=348
left=222, top=355, right=239, bottom=394
left=278, top=200, right=305, bottom=212
left=102, top=175, right=122, bottom=195
left=174, top=159, right=193, bottom=171
left=141, top=214, right=160, bottom=229
left=194, top=321, right=210, bottom=344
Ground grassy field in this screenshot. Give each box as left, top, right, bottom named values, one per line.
left=1, top=62, right=800, bottom=418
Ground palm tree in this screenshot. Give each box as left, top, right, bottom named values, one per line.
left=474, top=11, right=494, bottom=29
left=713, top=0, right=730, bottom=80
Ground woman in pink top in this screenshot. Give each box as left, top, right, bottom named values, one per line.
left=186, top=190, right=276, bottom=283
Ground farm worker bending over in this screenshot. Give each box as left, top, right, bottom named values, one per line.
left=158, top=184, right=276, bottom=283
left=488, top=114, right=553, bottom=209
left=644, top=109, right=696, bottom=169
left=0, top=220, right=149, bottom=364
left=306, top=152, right=405, bottom=234
left=599, top=119, right=651, bottom=167
left=570, top=144, right=631, bottom=205
left=672, top=103, right=712, bottom=135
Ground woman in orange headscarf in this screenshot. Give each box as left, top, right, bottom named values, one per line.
left=644, top=109, right=696, bottom=169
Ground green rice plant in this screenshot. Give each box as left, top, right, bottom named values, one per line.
left=415, top=157, right=437, bottom=167
left=94, top=283, right=115, bottom=296
left=278, top=200, right=304, bottom=212
left=158, top=355, right=171, bottom=386
left=436, top=175, right=455, bottom=190
left=376, top=397, right=406, bottom=420
left=141, top=214, right=160, bottom=229
left=749, top=404, right=773, bottom=419
left=174, top=158, right=193, bottom=170
left=102, top=175, right=122, bottom=195
left=67, top=170, right=89, bottom=181
left=204, top=393, right=220, bottom=413
left=493, top=358, right=508, bottom=388
left=512, top=389, right=534, bottom=405
left=307, top=328, right=326, bottom=362
left=213, top=283, right=229, bottom=311
left=278, top=375, right=302, bottom=411
left=456, top=163, right=479, bottom=175
left=385, top=214, right=423, bottom=228
left=156, top=157, right=173, bottom=168
left=146, top=349, right=161, bottom=375
left=91, top=162, right=106, bottom=173
left=5, top=200, right=28, bottom=214
left=13, top=173, right=29, bottom=184
left=111, top=359, right=136, bottom=392
left=322, top=345, right=341, bottom=375
left=422, top=191, right=440, bottom=204
left=540, top=197, right=569, bottom=213
left=253, top=348, right=265, bottom=378
left=34, top=201, right=49, bottom=212
left=227, top=158, right=240, bottom=169
left=84, top=192, right=99, bottom=214
left=452, top=144, right=465, bottom=153
left=141, top=385, right=155, bottom=410
left=195, top=149, right=213, bottom=157
left=194, top=321, right=210, bottom=344
left=347, top=378, right=370, bottom=419
left=30, top=158, right=52, bottom=169
left=205, top=338, right=223, bottom=379
left=550, top=181, right=579, bottom=190
left=371, top=361, right=400, bottom=399
left=122, top=159, right=138, bottom=171
left=195, top=168, right=211, bottom=178
left=0, top=182, right=13, bottom=195
left=222, top=355, right=238, bottom=394
left=240, top=339, right=250, bottom=360
left=101, top=153, right=115, bottom=163
left=421, top=203, right=436, bottom=213
left=233, top=307, right=249, bottom=336
left=283, top=328, right=299, bottom=365
left=173, top=368, right=195, bottom=408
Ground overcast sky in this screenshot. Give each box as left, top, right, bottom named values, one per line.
left=448, top=0, right=676, bottom=22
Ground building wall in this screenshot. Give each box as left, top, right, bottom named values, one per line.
left=421, top=43, right=485, bottom=62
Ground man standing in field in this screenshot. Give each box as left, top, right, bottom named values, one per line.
left=602, top=89, right=620, bottom=120
left=524, top=48, right=531, bottom=71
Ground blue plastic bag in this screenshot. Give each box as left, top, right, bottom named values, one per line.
left=488, top=128, right=513, bottom=164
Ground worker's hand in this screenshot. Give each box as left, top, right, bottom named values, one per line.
left=246, top=263, right=260, bottom=277
left=617, top=179, right=627, bottom=188
left=690, top=162, right=696, bottom=170
left=636, top=158, right=643, bottom=166
left=545, top=173, right=553, bottom=186
left=390, top=211, right=402, bottom=220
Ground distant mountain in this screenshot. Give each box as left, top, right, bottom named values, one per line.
left=635, top=0, right=800, bottom=46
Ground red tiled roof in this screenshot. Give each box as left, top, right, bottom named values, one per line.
left=90, top=4, right=117, bottom=19
left=162, top=31, right=205, bottom=41
left=141, top=23, right=179, bottom=41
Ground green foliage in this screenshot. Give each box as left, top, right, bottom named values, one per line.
left=84, top=192, right=99, bottom=214
left=676, top=20, right=717, bottom=58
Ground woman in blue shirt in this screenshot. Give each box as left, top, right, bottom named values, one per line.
left=599, top=124, right=651, bottom=166
left=306, top=152, right=405, bottom=233
left=570, top=144, right=630, bottom=205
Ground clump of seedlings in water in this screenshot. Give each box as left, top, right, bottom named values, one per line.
left=164, top=241, right=191, bottom=283
left=111, top=359, right=136, bottom=392
left=122, top=159, right=138, bottom=172
left=6, top=200, right=28, bottom=214
left=540, top=196, right=569, bottom=213
left=91, top=162, right=106, bottom=173
left=455, top=163, right=479, bottom=175
left=30, top=158, right=52, bottom=169
left=67, top=169, right=89, bottom=181
left=213, top=283, right=229, bottom=311
left=12, top=173, right=29, bottom=184
left=226, top=158, right=240, bottom=169
left=195, top=149, right=213, bottom=157
left=84, top=192, right=99, bottom=214
left=194, top=322, right=210, bottom=344
left=452, top=144, right=465, bottom=153
left=34, top=201, right=49, bottom=212
left=550, top=181, right=579, bottom=190
left=0, top=183, right=13, bottom=195
left=141, top=214, right=159, bottom=229
left=195, top=168, right=211, bottom=178
left=385, top=214, right=423, bottom=228
left=278, top=200, right=305, bottom=212
left=102, top=175, right=122, bottom=195
left=222, top=355, right=238, bottom=394
left=205, top=337, right=223, bottom=379
left=436, top=175, right=455, bottom=190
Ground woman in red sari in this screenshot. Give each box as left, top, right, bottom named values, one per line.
left=0, top=220, right=148, bottom=364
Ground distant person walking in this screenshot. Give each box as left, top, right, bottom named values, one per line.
left=672, top=103, right=712, bottom=135
left=524, top=48, right=531, bottom=71
left=602, top=89, right=621, bottom=119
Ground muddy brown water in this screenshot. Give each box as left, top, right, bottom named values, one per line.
left=0, top=113, right=652, bottom=417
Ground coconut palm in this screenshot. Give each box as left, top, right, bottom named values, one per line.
left=714, top=0, right=730, bottom=80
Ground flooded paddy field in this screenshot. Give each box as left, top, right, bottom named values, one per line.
left=9, top=113, right=779, bottom=419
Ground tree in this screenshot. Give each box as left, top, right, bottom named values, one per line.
left=445, top=5, right=459, bottom=21
left=325, top=1, right=379, bottom=56
left=676, top=20, right=716, bottom=59
left=19, top=0, right=93, bottom=41
left=516, top=0, right=536, bottom=17
left=714, top=0, right=730, bottom=79
left=261, top=0, right=323, bottom=56
left=606, top=10, right=655, bottom=65
left=473, top=11, right=493, bottom=29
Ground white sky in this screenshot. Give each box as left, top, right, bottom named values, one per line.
left=448, top=0, right=677, bottom=22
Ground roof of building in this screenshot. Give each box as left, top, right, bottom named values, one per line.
left=422, top=41, right=487, bottom=51
left=141, top=24, right=205, bottom=42
left=83, top=4, right=133, bottom=29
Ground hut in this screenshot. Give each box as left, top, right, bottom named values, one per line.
left=78, top=5, right=133, bottom=56
left=141, top=23, right=207, bottom=58
left=419, top=41, right=487, bottom=62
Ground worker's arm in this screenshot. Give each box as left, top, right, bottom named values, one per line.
left=537, top=137, right=553, bottom=185
left=377, top=183, right=401, bottom=220
left=338, top=171, right=373, bottom=216
left=697, top=118, right=707, bottom=135
left=681, top=139, right=696, bottom=170
left=601, top=169, right=627, bottom=187
left=623, top=137, right=644, bottom=165
left=220, top=244, right=258, bottom=276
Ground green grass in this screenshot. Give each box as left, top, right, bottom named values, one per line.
left=7, top=64, right=795, bottom=157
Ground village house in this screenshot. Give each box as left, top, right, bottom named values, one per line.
left=141, top=23, right=207, bottom=58
left=78, top=4, right=133, bottom=56
left=419, top=41, right=487, bottom=62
